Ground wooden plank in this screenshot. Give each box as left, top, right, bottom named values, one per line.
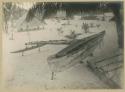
left=11, top=43, right=46, bottom=53
left=87, top=53, right=123, bottom=88
left=87, top=63, right=121, bottom=88
left=25, top=40, right=71, bottom=45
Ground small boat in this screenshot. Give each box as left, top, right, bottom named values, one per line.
left=11, top=30, right=105, bottom=73
left=47, top=31, right=105, bottom=73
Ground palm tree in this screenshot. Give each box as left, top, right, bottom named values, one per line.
left=3, top=2, right=13, bottom=33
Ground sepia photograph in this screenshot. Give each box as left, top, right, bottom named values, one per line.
left=2, top=1, right=124, bottom=89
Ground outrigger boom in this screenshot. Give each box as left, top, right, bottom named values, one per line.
left=10, top=31, right=105, bottom=56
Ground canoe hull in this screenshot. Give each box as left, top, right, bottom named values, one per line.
left=47, top=31, right=105, bottom=72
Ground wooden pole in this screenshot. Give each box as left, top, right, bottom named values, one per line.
left=38, top=47, right=40, bottom=52
left=22, top=52, right=24, bottom=56
left=51, top=72, right=54, bottom=80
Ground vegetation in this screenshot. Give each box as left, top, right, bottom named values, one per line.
left=25, top=2, right=123, bottom=48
